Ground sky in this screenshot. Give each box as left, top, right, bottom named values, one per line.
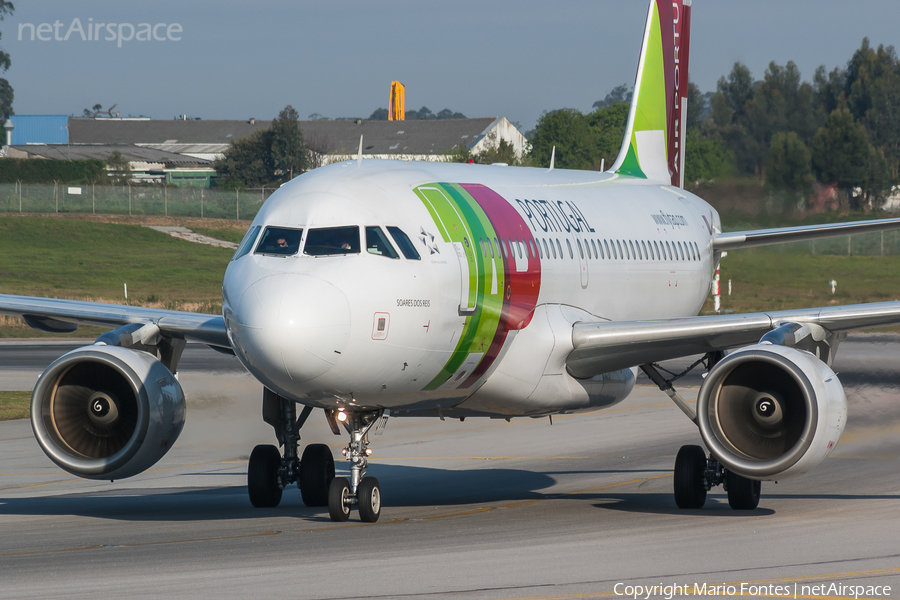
left=4, top=1, right=898, bottom=133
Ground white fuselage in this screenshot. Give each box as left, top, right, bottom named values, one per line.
left=222, top=160, right=721, bottom=418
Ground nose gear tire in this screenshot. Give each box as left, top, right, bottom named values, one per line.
left=328, top=477, right=351, bottom=522
left=357, top=476, right=382, bottom=523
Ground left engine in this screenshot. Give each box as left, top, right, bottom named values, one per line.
left=31, top=345, right=186, bottom=480
left=696, top=344, right=846, bottom=481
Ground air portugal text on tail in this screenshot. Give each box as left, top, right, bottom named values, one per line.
left=10, top=0, right=900, bottom=525
left=610, top=0, right=691, bottom=188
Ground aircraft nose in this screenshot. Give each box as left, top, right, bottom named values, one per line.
left=232, top=273, right=351, bottom=384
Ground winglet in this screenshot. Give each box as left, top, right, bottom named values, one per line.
left=609, top=0, right=692, bottom=188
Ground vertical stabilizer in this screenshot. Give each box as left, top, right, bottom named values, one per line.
left=609, top=0, right=692, bottom=188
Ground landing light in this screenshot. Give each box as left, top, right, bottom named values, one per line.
left=337, top=410, right=348, bottom=423
left=365, top=449, right=373, bottom=456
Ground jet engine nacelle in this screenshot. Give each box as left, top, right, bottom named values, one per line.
left=696, top=344, right=846, bottom=481
left=31, top=345, right=186, bottom=480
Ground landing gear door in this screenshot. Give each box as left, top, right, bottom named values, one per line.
left=453, top=238, right=477, bottom=314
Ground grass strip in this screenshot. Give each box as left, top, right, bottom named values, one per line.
left=0, top=391, right=31, bottom=421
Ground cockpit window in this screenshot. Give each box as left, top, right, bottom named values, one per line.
left=386, top=226, right=421, bottom=260
left=365, top=227, right=399, bottom=259
left=304, top=226, right=360, bottom=256
left=232, top=225, right=261, bottom=261
left=255, top=226, right=302, bottom=256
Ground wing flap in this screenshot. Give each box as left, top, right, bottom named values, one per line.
left=568, top=301, right=900, bottom=379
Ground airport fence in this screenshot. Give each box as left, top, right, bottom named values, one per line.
left=2, top=182, right=900, bottom=257
left=0, top=182, right=277, bottom=221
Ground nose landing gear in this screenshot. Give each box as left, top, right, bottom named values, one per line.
left=326, top=409, right=386, bottom=523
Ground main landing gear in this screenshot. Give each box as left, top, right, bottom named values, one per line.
left=247, top=390, right=335, bottom=509
left=325, top=409, right=386, bottom=523
left=641, top=354, right=761, bottom=511
left=673, top=444, right=761, bottom=510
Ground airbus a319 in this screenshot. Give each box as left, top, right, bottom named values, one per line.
left=4, top=0, right=900, bottom=523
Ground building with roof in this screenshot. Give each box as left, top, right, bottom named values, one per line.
left=7, top=115, right=70, bottom=145
left=4, top=143, right=215, bottom=186
left=67, top=115, right=527, bottom=163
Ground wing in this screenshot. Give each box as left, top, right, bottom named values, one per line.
left=567, top=301, right=900, bottom=378
left=0, top=293, right=229, bottom=349
left=713, top=217, right=900, bottom=251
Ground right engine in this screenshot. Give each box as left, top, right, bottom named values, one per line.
left=696, top=344, right=846, bottom=481
left=31, top=345, right=186, bottom=481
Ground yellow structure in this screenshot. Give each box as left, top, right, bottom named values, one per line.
left=389, top=81, right=405, bottom=121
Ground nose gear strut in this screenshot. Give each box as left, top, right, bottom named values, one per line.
left=326, top=408, right=386, bottom=523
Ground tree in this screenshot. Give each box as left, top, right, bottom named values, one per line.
left=767, top=131, right=812, bottom=191
left=0, top=78, right=12, bottom=121
left=811, top=108, right=871, bottom=196
left=684, top=133, right=734, bottom=182
left=845, top=38, right=898, bottom=123
left=593, top=84, right=633, bottom=109
left=686, top=82, right=705, bottom=132
left=715, top=63, right=754, bottom=123
left=83, top=104, right=104, bottom=117
left=270, top=105, right=308, bottom=179
left=527, top=104, right=628, bottom=170
left=867, top=65, right=900, bottom=181
left=106, top=151, right=132, bottom=185
left=0, top=1, right=13, bottom=120
left=214, top=129, right=275, bottom=188
left=368, top=108, right=389, bottom=120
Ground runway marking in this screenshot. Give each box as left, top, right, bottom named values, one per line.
left=0, top=531, right=283, bottom=557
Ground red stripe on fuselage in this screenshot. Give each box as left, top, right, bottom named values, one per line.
left=458, top=184, right=542, bottom=388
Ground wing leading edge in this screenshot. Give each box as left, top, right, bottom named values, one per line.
left=0, top=293, right=229, bottom=349
left=567, top=301, right=900, bottom=378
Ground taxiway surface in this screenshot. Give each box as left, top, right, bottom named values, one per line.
left=1, top=337, right=899, bottom=599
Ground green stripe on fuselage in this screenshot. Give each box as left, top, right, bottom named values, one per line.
left=414, top=183, right=505, bottom=390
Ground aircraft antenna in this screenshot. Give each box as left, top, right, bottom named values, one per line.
left=547, top=146, right=555, bottom=172
left=357, top=135, right=363, bottom=166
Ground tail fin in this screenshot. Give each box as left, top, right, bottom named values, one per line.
left=609, top=0, right=692, bottom=188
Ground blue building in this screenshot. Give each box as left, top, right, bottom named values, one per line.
left=8, top=115, right=69, bottom=145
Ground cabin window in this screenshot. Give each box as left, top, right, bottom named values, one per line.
left=365, top=226, right=399, bottom=258
left=565, top=239, right=573, bottom=259
left=630, top=240, right=638, bottom=260
left=576, top=239, right=584, bottom=259
left=678, top=241, right=685, bottom=261
left=542, top=239, right=549, bottom=258
left=232, top=225, right=262, bottom=261
left=304, top=226, right=360, bottom=256
left=640, top=240, right=647, bottom=260
left=665, top=241, right=672, bottom=261
left=603, top=239, right=610, bottom=259
left=255, top=226, right=303, bottom=256
left=516, top=239, right=524, bottom=259
left=487, top=238, right=495, bottom=258
left=590, top=239, right=597, bottom=259
left=386, top=226, right=420, bottom=260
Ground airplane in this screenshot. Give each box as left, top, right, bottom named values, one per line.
left=4, top=0, right=900, bottom=523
